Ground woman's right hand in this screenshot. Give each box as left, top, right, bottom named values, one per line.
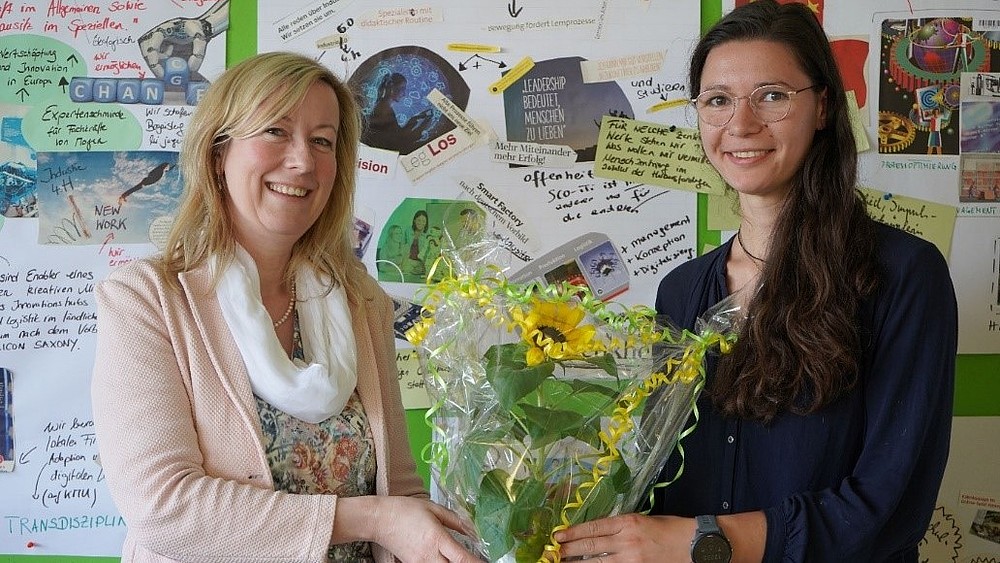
left=333, top=496, right=481, bottom=562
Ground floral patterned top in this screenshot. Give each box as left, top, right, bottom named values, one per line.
left=256, top=313, right=376, bottom=562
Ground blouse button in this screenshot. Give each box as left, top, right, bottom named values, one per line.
left=722, top=501, right=730, bottom=510
left=727, top=435, right=735, bottom=444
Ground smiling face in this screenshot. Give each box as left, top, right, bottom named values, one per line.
left=696, top=40, right=826, bottom=206
left=222, top=81, right=340, bottom=253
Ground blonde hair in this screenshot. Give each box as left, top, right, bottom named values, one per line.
left=157, top=51, right=363, bottom=292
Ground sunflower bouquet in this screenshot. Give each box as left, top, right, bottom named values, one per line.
left=406, top=236, right=739, bottom=563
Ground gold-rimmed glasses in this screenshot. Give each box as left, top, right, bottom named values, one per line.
left=690, top=84, right=820, bottom=127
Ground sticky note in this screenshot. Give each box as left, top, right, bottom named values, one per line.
left=396, top=349, right=432, bottom=410
left=447, top=43, right=501, bottom=53
left=593, top=116, right=726, bottom=195
left=489, top=57, right=535, bottom=94
left=859, top=187, right=957, bottom=258
left=846, top=90, right=870, bottom=153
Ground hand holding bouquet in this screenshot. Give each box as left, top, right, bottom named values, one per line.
left=406, top=237, right=739, bottom=563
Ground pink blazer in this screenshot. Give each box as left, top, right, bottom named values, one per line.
left=91, top=259, right=424, bottom=562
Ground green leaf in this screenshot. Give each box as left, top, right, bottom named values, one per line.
left=475, top=468, right=552, bottom=562
left=580, top=352, right=620, bottom=377
left=520, top=403, right=586, bottom=449
left=509, top=477, right=551, bottom=562
left=475, top=469, right=516, bottom=561
left=484, top=343, right=555, bottom=410
left=569, top=460, right=632, bottom=524
left=512, top=506, right=555, bottom=562
left=553, top=378, right=623, bottom=416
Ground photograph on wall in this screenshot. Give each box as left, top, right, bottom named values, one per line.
left=0, top=105, right=36, bottom=219
left=959, top=154, right=1000, bottom=202
left=35, top=151, right=182, bottom=246
left=349, top=46, right=471, bottom=156
left=374, top=197, right=484, bottom=283
left=0, top=367, right=13, bottom=473
left=509, top=232, right=630, bottom=301
left=960, top=71, right=1000, bottom=208
left=971, top=509, right=1000, bottom=545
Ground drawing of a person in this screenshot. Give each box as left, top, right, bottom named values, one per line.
left=949, top=30, right=974, bottom=74
left=365, top=73, right=432, bottom=154
left=923, top=108, right=945, bottom=155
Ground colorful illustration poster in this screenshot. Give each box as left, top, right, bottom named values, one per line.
left=0, top=0, right=227, bottom=223
left=260, top=0, right=701, bottom=313
left=0, top=1, right=226, bottom=556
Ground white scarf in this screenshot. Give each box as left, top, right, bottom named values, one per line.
left=213, top=246, right=357, bottom=423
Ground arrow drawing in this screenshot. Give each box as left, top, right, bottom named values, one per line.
left=19, top=445, right=37, bottom=464
left=458, top=54, right=507, bottom=71
left=508, top=0, right=523, bottom=18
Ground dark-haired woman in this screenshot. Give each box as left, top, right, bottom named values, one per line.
left=555, top=2, right=957, bottom=561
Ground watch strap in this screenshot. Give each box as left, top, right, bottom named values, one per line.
left=696, top=514, right=723, bottom=535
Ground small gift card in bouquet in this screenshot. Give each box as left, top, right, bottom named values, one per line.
left=406, top=229, right=740, bottom=563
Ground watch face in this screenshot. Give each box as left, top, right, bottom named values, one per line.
left=692, top=533, right=732, bottom=562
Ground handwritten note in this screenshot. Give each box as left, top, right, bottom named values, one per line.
left=617, top=216, right=695, bottom=278
left=25, top=102, right=141, bottom=152
left=920, top=506, right=963, bottom=563
left=859, top=187, right=957, bottom=258
left=396, top=349, right=431, bottom=410
left=594, top=116, right=725, bottom=195
left=0, top=267, right=97, bottom=355
left=0, top=36, right=86, bottom=105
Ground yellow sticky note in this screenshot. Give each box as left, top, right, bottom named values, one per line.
left=396, top=349, right=431, bottom=410
left=447, top=43, right=501, bottom=53
left=846, top=90, right=870, bottom=153
left=859, top=187, right=957, bottom=258
left=707, top=191, right=741, bottom=231
left=593, top=116, right=726, bottom=195
left=489, top=56, right=534, bottom=94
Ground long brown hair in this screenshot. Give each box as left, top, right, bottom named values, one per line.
left=689, top=0, right=879, bottom=422
left=156, top=51, right=364, bottom=293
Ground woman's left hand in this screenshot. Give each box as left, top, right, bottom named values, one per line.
left=554, top=514, right=695, bottom=562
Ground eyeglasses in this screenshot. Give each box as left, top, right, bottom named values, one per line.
left=690, top=84, right=820, bottom=127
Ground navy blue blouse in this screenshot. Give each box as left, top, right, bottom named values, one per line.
left=650, top=223, right=957, bottom=562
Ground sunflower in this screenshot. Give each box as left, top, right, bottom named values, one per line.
left=511, top=298, right=601, bottom=366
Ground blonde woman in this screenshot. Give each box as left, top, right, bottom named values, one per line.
left=91, top=52, right=476, bottom=563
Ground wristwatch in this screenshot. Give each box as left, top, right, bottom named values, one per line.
left=691, top=515, right=733, bottom=563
